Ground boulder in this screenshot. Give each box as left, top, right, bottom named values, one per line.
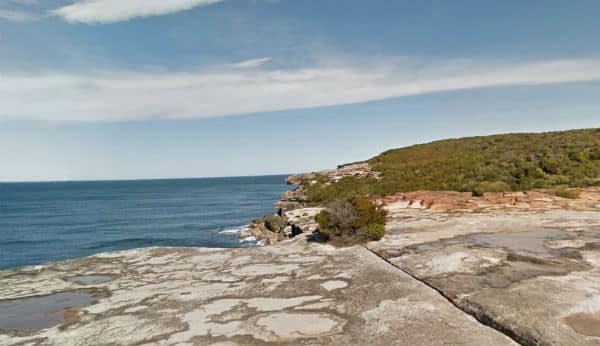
left=264, top=214, right=287, bottom=233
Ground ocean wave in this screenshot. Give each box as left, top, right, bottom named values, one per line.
left=239, top=236, right=257, bottom=243
left=218, top=224, right=249, bottom=234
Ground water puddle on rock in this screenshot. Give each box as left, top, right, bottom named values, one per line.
left=68, top=275, right=113, bottom=285
left=0, top=291, right=96, bottom=332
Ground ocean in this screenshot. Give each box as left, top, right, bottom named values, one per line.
left=0, top=175, right=291, bottom=270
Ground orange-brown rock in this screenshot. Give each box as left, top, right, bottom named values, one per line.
left=376, top=188, right=600, bottom=213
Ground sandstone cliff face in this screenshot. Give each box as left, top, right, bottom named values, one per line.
left=377, top=188, right=600, bottom=213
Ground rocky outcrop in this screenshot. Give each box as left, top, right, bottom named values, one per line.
left=0, top=238, right=515, bottom=345
left=248, top=162, right=383, bottom=244
left=377, top=188, right=600, bottom=213
left=239, top=214, right=287, bottom=245
left=369, top=190, right=600, bottom=346
left=240, top=208, right=322, bottom=245
left=286, top=162, right=380, bottom=186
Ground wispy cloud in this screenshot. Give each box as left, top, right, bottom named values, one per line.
left=3, top=58, right=600, bottom=122
left=52, top=0, right=226, bottom=24
left=0, top=9, right=38, bottom=22
left=233, top=57, right=272, bottom=68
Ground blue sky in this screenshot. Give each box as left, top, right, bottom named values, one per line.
left=1, top=0, right=600, bottom=181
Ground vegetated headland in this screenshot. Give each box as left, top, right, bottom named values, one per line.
left=302, top=128, right=600, bottom=204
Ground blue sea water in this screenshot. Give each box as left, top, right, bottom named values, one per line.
left=0, top=175, right=291, bottom=270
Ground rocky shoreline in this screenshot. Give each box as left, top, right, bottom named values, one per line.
left=2, top=164, right=600, bottom=345
left=242, top=162, right=600, bottom=246
left=234, top=164, right=600, bottom=345
left=238, top=162, right=380, bottom=244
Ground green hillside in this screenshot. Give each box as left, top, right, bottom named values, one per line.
left=305, top=129, right=600, bottom=203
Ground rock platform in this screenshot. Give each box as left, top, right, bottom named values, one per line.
left=3, top=185, right=600, bottom=345
left=0, top=238, right=514, bottom=345
left=370, top=205, right=600, bottom=345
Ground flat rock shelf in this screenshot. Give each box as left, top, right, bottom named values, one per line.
left=370, top=208, right=600, bottom=346
left=0, top=239, right=514, bottom=345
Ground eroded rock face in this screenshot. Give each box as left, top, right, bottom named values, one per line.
left=370, top=206, right=600, bottom=346
left=240, top=214, right=288, bottom=245
left=0, top=239, right=514, bottom=346
left=377, top=188, right=600, bottom=213
left=286, top=162, right=380, bottom=187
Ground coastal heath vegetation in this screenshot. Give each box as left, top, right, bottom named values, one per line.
left=304, top=129, right=600, bottom=203
left=315, top=196, right=387, bottom=244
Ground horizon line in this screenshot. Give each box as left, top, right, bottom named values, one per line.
left=0, top=173, right=295, bottom=184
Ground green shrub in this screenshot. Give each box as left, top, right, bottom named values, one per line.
left=315, top=209, right=332, bottom=235
left=314, top=196, right=386, bottom=244
left=366, top=223, right=385, bottom=240
left=568, top=151, right=587, bottom=163
left=349, top=195, right=387, bottom=229
left=553, top=189, right=580, bottom=199
left=471, top=181, right=512, bottom=197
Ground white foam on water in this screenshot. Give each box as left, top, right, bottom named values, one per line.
left=240, top=236, right=257, bottom=243
left=218, top=225, right=250, bottom=234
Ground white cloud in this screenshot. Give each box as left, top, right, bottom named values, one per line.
left=0, top=9, right=38, bottom=22
left=52, top=0, right=226, bottom=24
left=3, top=58, right=600, bottom=123
left=233, top=57, right=272, bottom=68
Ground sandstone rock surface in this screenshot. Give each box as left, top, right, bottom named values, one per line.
left=0, top=238, right=514, bottom=346
left=371, top=201, right=600, bottom=346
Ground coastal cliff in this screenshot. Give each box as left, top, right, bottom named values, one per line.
left=3, top=129, right=600, bottom=345
left=3, top=185, right=600, bottom=345
left=244, top=128, right=600, bottom=245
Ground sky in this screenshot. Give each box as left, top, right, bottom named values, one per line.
left=1, top=0, right=600, bottom=181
